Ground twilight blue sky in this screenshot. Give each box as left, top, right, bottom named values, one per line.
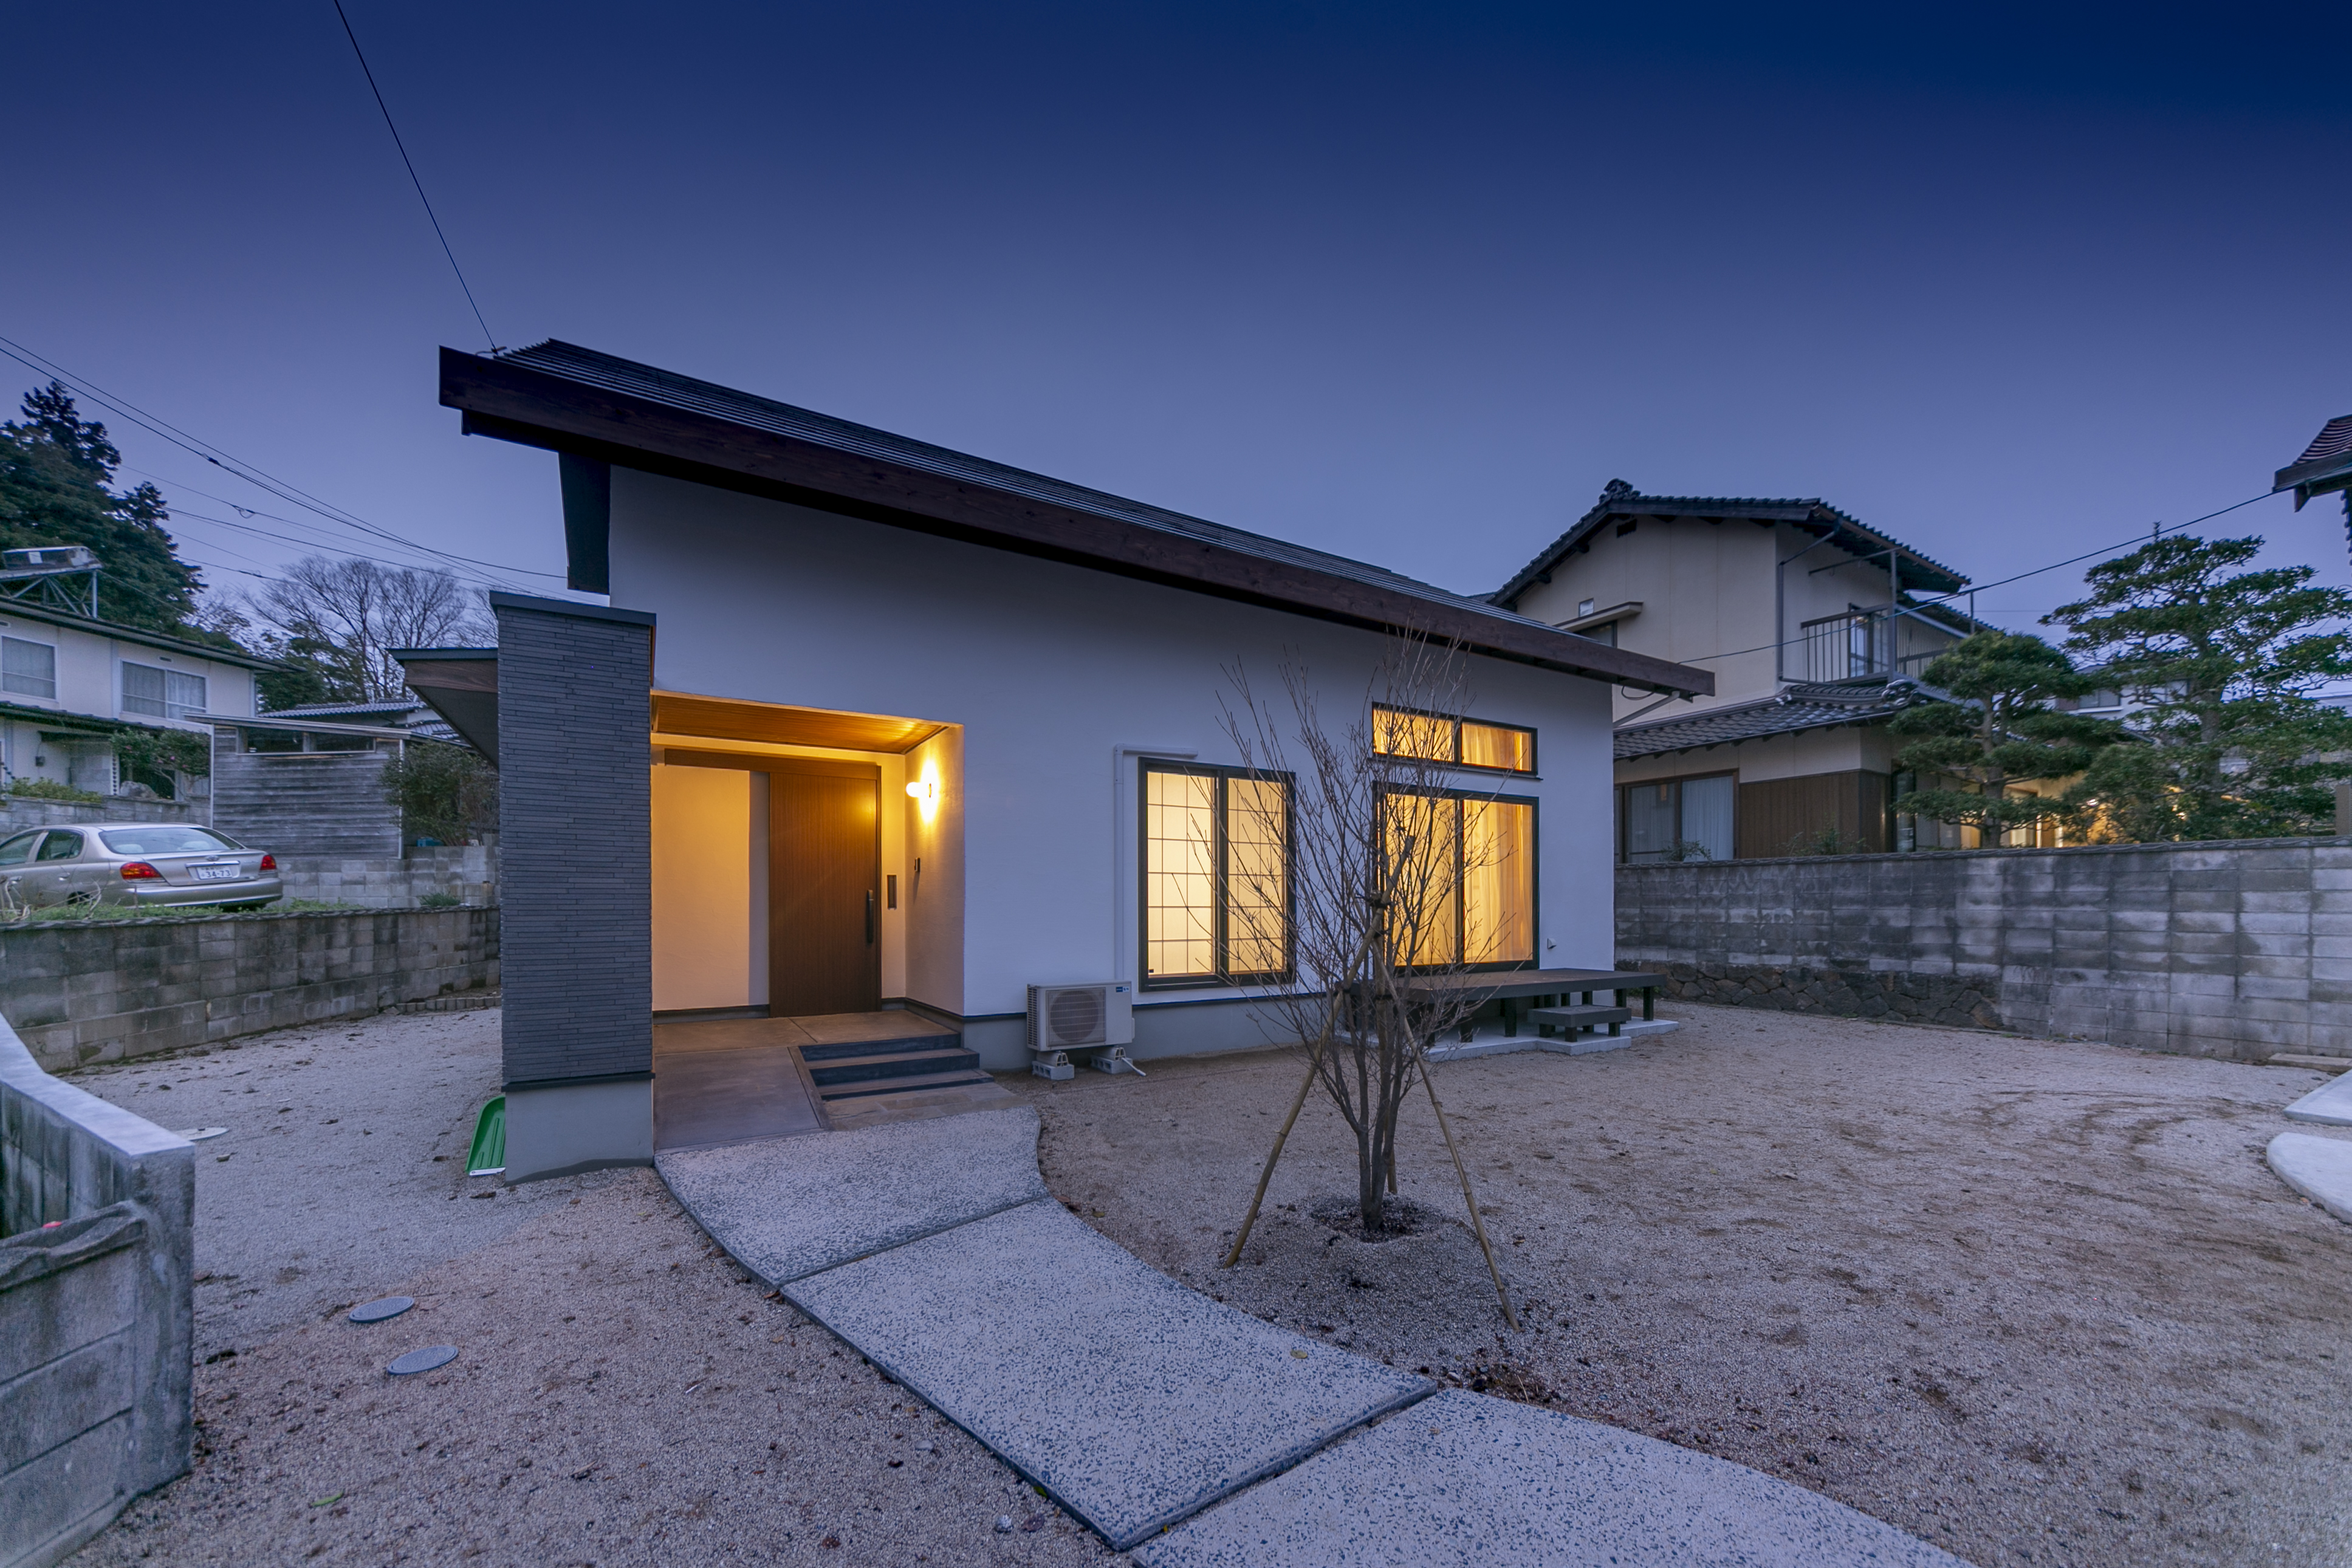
left=7, top=2, right=2350, bottom=634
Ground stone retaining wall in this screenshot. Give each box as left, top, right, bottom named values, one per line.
left=0, top=906, right=499, bottom=1073
left=1617, top=838, right=2352, bottom=1063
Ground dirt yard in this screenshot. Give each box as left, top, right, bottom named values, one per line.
left=66, top=1014, right=1117, bottom=1568
left=1012, top=1004, right=2352, bottom=1568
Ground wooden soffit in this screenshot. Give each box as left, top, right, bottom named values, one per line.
left=651, top=691, right=946, bottom=754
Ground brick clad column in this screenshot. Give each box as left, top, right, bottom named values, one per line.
left=490, top=592, right=656, bottom=1176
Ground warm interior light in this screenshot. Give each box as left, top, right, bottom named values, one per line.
left=905, top=779, right=938, bottom=804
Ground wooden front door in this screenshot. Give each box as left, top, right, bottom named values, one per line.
left=768, top=759, right=882, bottom=1015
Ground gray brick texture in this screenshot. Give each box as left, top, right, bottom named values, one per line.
left=495, top=603, right=653, bottom=1087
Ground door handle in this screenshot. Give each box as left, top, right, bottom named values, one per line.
left=865, top=889, right=876, bottom=945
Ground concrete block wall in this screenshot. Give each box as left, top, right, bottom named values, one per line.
left=1, top=1013, right=192, bottom=1568
left=1617, top=838, right=2352, bottom=1062
left=276, top=843, right=497, bottom=909
left=0, top=907, right=499, bottom=1073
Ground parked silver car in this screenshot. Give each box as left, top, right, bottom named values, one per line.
left=0, top=823, right=283, bottom=911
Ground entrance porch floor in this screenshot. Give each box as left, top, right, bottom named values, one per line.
left=653, top=1011, right=1018, bottom=1150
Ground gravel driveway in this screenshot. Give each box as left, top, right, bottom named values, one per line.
left=1011, top=1004, right=2352, bottom=1568
left=63, top=1009, right=1121, bottom=1568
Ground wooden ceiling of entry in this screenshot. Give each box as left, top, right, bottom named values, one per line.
left=650, top=691, right=946, bottom=754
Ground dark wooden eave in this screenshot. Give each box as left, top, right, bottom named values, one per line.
left=439, top=346, right=1712, bottom=698
left=391, top=648, right=499, bottom=764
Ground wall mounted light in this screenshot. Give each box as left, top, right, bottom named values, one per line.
left=905, top=779, right=938, bottom=804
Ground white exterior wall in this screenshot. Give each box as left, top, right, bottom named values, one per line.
left=1509, top=515, right=1966, bottom=722
left=609, top=469, right=1618, bottom=1032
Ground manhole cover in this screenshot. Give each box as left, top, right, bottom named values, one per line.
left=386, top=1345, right=458, bottom=1377
left=349, top=1296, right=415, bottom=1324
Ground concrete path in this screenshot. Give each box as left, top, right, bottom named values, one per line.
left=660, top=1105, right=1966, bottom=1566
left=1136, top=1388, right=1961, bottom=1568
left=2268, top=1132, right=2352, bottom=1224
left=2284, top=1071, right=2352, bottom=1128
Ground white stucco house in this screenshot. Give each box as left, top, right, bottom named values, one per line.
left=403, top=343, right=1710, bottom=1180
left=0, top=587, right=267, bottom=803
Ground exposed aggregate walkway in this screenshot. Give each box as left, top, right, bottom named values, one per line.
left=658, top=1106, right=1965, bottom=1566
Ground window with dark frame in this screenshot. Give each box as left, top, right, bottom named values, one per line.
left=1379, top=786, right=1538, bottom=971
left=1370, top=704, right=1536, bottom=775
left=1618, top=773, right=1735, bottom=863
left=1141, top=760, right=1295, bottom=988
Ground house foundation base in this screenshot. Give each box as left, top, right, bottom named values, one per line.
left=505, top=1078, right=654, bottom=1182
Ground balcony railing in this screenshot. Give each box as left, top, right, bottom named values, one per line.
left=1797, top=611, right=1893, bottom=683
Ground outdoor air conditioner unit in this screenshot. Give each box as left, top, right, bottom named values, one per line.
left=1026, top=981, right=1134, bottom=1052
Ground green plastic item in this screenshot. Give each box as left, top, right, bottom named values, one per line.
left=467, top=1095, right=506, bottom=1176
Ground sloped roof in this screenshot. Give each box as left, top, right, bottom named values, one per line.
left=1496, top=481, right=1970, bottom=611
left=439, top=343, right=1713, bottom=697
left=1614, top=679, right=1920, bottom=760
left=2277, top=415, right=2352, bottom=507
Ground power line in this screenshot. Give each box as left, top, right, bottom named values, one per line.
left=1647, top=487, right=2285, bottom=677
left=0, top=334, right=528, bottom=589
left=330, top=0, right=497, bottom=353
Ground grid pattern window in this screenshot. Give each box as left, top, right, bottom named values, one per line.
left=1370, top=705, right=1535, bottom=775
left=121, top=662, right=207, bottom=719
left=1380, top=787, right=1537, bottom=970
left=1, top=637, right=55, bottom=699
left=1142, top=762, right=1294, bottom=987
left=1620, top=774, right=1735, bottom=863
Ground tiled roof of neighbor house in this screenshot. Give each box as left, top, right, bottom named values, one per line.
left=1495, top=480, right=1970, bottom=611
left=437, top=343, right=1713, bottom=697
left=1614, top=679, right=1922, bottom=760
left=241, top=699, right=462, bottom=745
left=2277, top=415, right=2352, bottom=507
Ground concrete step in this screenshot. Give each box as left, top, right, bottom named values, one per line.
left=807, top=1046, right=979, bottom=1087
left=800, top=1034, right=959, bottom=1064
left=817, top=1068, right=996, bottom=1101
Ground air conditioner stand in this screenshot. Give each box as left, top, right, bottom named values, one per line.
left=1090, top=1047, right=1144, bottom=1077
left=1029, top=1050, right=1074, bottom=1082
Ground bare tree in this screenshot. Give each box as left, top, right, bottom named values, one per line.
left=252, top=556, right=493, bottom=702
left=1216, top=634, right=1526, bottom=1325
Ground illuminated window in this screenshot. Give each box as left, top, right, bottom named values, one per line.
left=1370, top=705, right=1535, bottom=775
left=1142, top=762, right=1292, bottom=986
left=1380, top=787, right=1536, bottom=970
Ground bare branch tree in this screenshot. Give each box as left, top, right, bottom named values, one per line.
left=250, top=556, right=493, bottom=702
left=1216, top=632, right=1527, bottom=1324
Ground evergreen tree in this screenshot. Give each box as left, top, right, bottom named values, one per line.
left=2046, top=535, right=2352, bottom=841
left=0, top=382, right=216, bottom=636
left=1888, top=631, right=2122, bottom=834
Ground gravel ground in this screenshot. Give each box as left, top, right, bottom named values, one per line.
left=66, top=1009, right=545, bottom=1360
left=1010, top=1005, right=2352, bottom=1568
left=65, top=1011, right=1122, bottom=1568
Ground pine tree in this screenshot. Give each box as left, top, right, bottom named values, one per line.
left=0, top=382, right=217, bottom=636
left=1887, top=631, right=2122, bottom=834
left=2046, top=535, right=2352, bottom=841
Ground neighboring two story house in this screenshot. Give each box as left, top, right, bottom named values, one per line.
left=0, top=595, right=270, bottom=803
left=1491, top=481, right=1978, bottom=860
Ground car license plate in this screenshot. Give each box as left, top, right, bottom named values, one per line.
left=191, top=864, right=241, bottom=882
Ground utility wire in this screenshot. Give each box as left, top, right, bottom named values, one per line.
left=0, top=335, right=528, bottom=589
left=330, top=0, right=497, bottom=353
left=1658, top=488, right=2283, bottom=675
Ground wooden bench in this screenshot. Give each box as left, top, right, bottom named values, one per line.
left=1525, top=1004, right=1631, bottom=1040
